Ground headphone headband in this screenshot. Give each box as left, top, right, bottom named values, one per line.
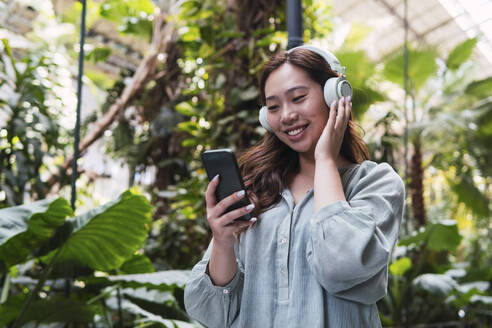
left=287, top=45, right=344, bottom=75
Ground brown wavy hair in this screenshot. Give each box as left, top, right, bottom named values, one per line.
left=238, top=48, right=369, bottom=217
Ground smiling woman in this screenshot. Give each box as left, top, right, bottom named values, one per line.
left=184, top=45, right=405, bottom=328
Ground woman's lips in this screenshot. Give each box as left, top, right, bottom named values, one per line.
left=285, top=124, right=308, bottom=140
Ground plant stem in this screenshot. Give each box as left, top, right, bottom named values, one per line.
left=86, top=284, right=120, bottom=304
left=12, top=246, right=64, bottom=328
left=0, top=272, right=10, bottom=304
left=117, top=286, right=123, bottom=327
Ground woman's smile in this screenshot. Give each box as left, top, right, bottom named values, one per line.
left=285, top=123, right=309, bottom=139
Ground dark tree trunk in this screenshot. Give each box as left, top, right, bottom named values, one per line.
left=409, top=137, right=426, bottom=226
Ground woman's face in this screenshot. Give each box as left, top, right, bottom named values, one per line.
left=264, top=63, right=329, bottom=155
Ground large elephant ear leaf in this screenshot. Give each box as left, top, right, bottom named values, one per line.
left=0, top=198, right=73, bottom=273
left=53, top=190, right=152, bottom=271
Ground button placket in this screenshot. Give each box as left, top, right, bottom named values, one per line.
left=277, top=211, right=292, bottom=301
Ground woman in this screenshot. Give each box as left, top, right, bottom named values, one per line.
left=184, top=45, right=405, bottom=327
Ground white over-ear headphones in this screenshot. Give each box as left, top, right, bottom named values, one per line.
left=258, top=45, right=353, bottom=132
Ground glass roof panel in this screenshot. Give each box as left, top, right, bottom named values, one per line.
left=330, top=0, right=492, bottom=79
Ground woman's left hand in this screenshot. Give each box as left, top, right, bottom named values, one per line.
left=314, top=96, right=352, bottom=162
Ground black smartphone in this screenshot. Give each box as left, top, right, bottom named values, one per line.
left=201, top=149, right=253, bottom=221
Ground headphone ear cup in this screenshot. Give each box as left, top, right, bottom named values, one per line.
left=323, top=78, right=339, bottom=107
left=259, top=106, right=273, bottom=132
left=323, top=77, right=353, bottom=108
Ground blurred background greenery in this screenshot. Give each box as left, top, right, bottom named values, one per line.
left=0, top=0, right=491, bottom=326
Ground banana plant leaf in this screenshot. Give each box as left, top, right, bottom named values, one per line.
left=48, top=190, right=152, bottom=272
left=0, top=198, right=73, bottom=273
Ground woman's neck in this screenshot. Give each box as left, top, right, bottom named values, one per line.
left=297, top=152, right=353, bottom=182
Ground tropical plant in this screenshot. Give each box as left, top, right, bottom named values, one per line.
left=378, top=220, right=492, bottom=326
left=0, top=38, right=72, bottom=207
left=0, top=190, right=199, bottom=327
left=382, top=38, right=491, bottom=228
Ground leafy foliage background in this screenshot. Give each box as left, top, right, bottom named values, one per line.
left=0, top=0, right=491, bottom=326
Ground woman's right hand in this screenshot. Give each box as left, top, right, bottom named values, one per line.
left=205, top=174, right=256, bottom=248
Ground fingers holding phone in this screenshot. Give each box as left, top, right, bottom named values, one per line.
left=205, top=175, right=256, bottom=246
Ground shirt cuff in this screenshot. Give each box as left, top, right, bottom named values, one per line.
left=203, top=261, right=242, bottom=295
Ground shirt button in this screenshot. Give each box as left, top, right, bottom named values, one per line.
left=223, top=289, right=229, bottom=294
left=280, top=238, right=287, bottom=244
left=281, top=267, right=286, bottom=275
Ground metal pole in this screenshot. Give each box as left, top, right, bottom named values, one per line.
left=286, top=0, right=304, bottom=50
left=403, top=0, right=410, bottom=235
left=71, top=0, right=86, bottom=211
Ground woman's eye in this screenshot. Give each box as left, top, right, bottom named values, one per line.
left=267, top=105, right=278, bottom=111
left=293, top=95, right=306, bottom=102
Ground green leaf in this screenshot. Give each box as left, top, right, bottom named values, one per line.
left=337, top=50, right=375, bottom=86
left=335, top=50, right=383, bottom=119
left=51, top=190, right=152, bottom=271
left=0, top=198, right=73, bottom=273
left=449, top=175, right=489, bottom=218
left=85, top=47, right=112, bottom=63
left=181, top=26, right=201, bottom=42
left=123, top=291, right=190, bottom=322
left=91, top=270, right=190, bottom=291
left=465, top=77, right=492, bottom=99
left=389, top=257, right=412, bottom=277
left=446, top=38, right=477, bottom=70
left=0, top=294, right=101, bottom=326
left=175, top=101, right=198, bottom=116
left=120, top=254, right=155, bottom=274
left=100, top=0, right=154, bottom=22
left=351, top=86, right=384, bottom=119
left=399, top=221, right=462, bottom=252
left=383, top=47, right=438, bottom=91
left=426, top=222, right=462, bottom=252
left=107, top=294, right=195, bottom=327
left=413, top=273, right=457, bottom=296
left=476, top=102, right=492, bottom=135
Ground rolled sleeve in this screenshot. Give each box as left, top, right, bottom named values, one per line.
left=184, top=240, right=243, bottom=328
left=306, top=162, right=405, bottom=304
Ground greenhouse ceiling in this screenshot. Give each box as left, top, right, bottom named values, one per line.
left=330, top=0, right=492, bottom=79
left=1, top=0, right=491, bottom=79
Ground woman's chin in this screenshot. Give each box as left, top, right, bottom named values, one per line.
left=286, top=142, right=313, bottom=154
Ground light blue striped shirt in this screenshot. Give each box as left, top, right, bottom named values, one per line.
left=184, top=160, right=405, bottom=327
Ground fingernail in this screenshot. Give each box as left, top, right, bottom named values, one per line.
left=246, top=204, right=255, bottom=211
left=331, top=100, right=336, bottom=107
left=250, top=217, right=257, bottom=223
left=347, top=96, right=352, bottom=102
left=212, top=174, right=219, bottom=181
left=236, top=190, right=245, bottom=198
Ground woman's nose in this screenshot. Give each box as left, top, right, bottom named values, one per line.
left=280, top=105, right=299, bottom=124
